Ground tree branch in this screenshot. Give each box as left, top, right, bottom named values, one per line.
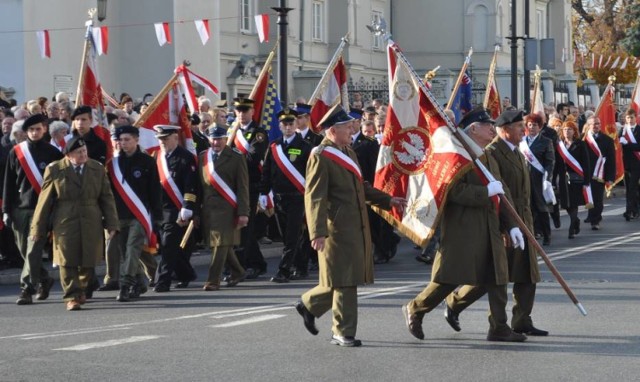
left=572, top=0, right=595, bottom=24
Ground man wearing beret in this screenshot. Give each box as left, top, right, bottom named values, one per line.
left=444, top=108, right=547, bottom=338
left=108, top=125, right=162, bottom=302
left=2, top=114, right=63, bottom=305
left=152, top=125, right=198, bottom=292
left=71, top=106, right=107, bottom=165
left=259, top=108, right=312, bottom=283
left=198, top=125, right=249, bottom=290
left=402, top=107, right=528, bottom=343
left=295, top=104, right=406, bottom=347
left=30, top=137, right=119, bottom=310
left=229, top=97, right=269, bottom=278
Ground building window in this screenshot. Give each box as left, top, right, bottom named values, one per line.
left=240, top=0, right=253, bottom=33
left=312, top=1, right=325, bottom=42
left=536, top=9, right=546, bottom=38
left=372, top=10, right=383, bottom=50
left=472, top=5, right=488, bottom=51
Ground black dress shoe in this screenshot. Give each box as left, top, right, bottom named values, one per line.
left=16, top=290, right=33, bottom=305
left=294, top=301, right=318, bottom=335
left=513, top=325, right=549, bottom=336
left=583, top=217, right=591, bottom=223
left=402, top=304, right=424, bottom=340
left=444, top=305, right=461, bottom=332
left=153, top=284, right=170, bottom=293
left=591, top=224, right=600, bottom=230
left=98, top=282, right=120, bottom=291
left=36, top=278, right=55, bottom=301
left=487, top=330, right=527, bottom=342
left=289, top=270, right=309, bottom=280
left=542, top=237, right=550, bottom=246
left=245, top=268, right=266, bottom=280
left=623, top=212, right=631, bottom=221
left=270, top=271, right=289, bottom=283
left=174, top=281, right=190, bottom=288
left=330, top=335, right=362, bottom=347
left=129, top=285, right=141, bottom=299
left=116, top=287, right=130, bottom=302
left=415, top=254, right=433, bottom=265
left=552, top=214, right=561, bottom=228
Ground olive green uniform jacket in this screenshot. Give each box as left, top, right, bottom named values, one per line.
left=305, top=139, right=392, bottom=288
left=30, top=158, right=119, bottom=267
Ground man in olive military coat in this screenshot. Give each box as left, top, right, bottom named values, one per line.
left=294, top=105, right=406, bottom=347
left=30, top=137, right=118, bottom=311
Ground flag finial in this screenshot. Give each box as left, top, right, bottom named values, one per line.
left=366, top=16, right=390, bottom=42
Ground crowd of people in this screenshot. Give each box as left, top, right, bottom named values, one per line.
left=1, top=88, right=639, bottom=346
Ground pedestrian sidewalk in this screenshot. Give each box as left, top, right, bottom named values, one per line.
left=0, top=242, right=285, bottom=286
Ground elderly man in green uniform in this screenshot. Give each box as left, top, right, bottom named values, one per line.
left=199, top=125, right=249, bottom=290
left=444, top=109, right=547, bottom=336
left=294, top=105, right=406, bottom=347
left=402, top=107, right=528, bottom=342
left=30, top=137, right=119, bottom=311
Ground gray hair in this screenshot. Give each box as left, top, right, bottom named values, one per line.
left=10, top=120, right=24, bottom=140
left=49, top=120, right=70, bottom=135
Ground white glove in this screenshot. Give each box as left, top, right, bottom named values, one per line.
left=487, top=181, right=504, bottom=197
left=179, top=208, right=193, bottom=221
left=509, top=227, right=526, bottom=250
left=258, top=195, right=268, bottom=210
left=2, top=213, right=10, bottom=227
left=620, top=137, right=628, bottom=145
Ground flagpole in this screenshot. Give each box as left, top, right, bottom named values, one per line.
left=531, top=65, right=541, bottom=113
left=483, top=45, right=499, bottom=109
left=75, top=9, right=96, bottom=107
left=308, top=33, right=350, bottom=105
left=381, top=31, right=587, bottom=317
left=445, top=47, right=473, bottom=110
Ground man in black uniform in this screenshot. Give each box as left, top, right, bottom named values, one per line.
left=229, top=98, right=268, bottom=278
left=190, top=113, right=210, bottom=155
left=620, top=108, right=640, bottom=220
left=152, top=125, right=198, bottom=292
left=108, top=125, right=162, bottom=301
left=71, top=106, right=107, bottom=165
left=584, top=116, right=616, bottom=229
left=2, top=114, right=63, bottom=305
left=259, top=109, right=311, bottom=283
left=294, top=103, right=323, bottom=146
left=540, top=114, right=562, bottom=228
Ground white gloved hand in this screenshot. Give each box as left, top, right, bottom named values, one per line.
left=620, top=137, right=628, bottom=145
left=487, top=181, right=504, bottom=197
left=509, top=227, right=526, bottom=250
left=258, top=195, right=268, bottom=210
left=2, top=213, right=10, bottom=227
left=179, top=208, right=193, bottom=221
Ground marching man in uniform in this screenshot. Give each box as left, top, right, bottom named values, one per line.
left=294, top=105, right=406, bottom=347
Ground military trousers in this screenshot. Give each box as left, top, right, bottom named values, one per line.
left=105, top=229, right=157, bottom=285
left=59, top=266, right=91, bottom=301
left=117, top=219, right=147, bottom=287
left=410, top=281, right=510, bottom=334
left=205, top=245, right=245, bottom=285
left=11, top=208, right=49, bottom=293
left=274, top=194, right=305, bottom=276
left=302, top=285, right=358, bottom=337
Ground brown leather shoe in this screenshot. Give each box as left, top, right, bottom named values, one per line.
left=66, top=300, right=81, bottom=311
left=36, top=278, right=55, bottom=301
left=202, top=282, right=220, bottom=291
left=487, top=329, right=527, bottom=342
left=402, top=304, right=424, bottom=340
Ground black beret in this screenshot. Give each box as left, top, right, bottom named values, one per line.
left=459, top=107, right=495, bottom=129
left=190, top=113, right=201, bottom=125
left=495, top=109, right=524, bottom=127
left=208, top=125, right=228, bottom=138
left=154, top=125, right=180, bottom=138
left=278, top=108, right=298, bottom=122
left=233, top=97, right=255, bottom=111
left=71, top=105, right=92, bottom=120
left=318, top=104, right=354, bottom=129
left=114, top=125, right=139, bottom=139
left=63, top=136, right=86, bottom=154
left=22, top=113, right=46, bottom=131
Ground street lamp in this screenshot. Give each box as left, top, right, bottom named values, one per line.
left=97, top=0, right=107, bottom=22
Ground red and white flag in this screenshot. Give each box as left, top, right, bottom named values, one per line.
left=255, top=14, right=269, bottom=43
left=155, top=22, right=171, bottom=46
left=36, top=30, right=50, bottom=59
left=194, top=19, right=210, bottom=45
left=174, top=64, right=219, bottom=115
left=93, top=26, right=109, bottom=55
left=531, top=74, right=544, bottom=118
left=631, top=70, right=640, bottom=116
left=620, top=57, right=629, bottom=70
left=309, top=56, right=349, bottom=131
left=373, top=40, right=480, bottom=246
left=610, top=56, right=620, bottom=69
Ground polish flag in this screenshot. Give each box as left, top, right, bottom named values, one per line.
left=155, top=22, right=171, bottom=46
left=610, top=56, right=620, bottom=69
left=194, top=19, right=210, bottom=45
left=309, top=56, right=349, bottom=131
left=255, top=14, right=269, bottom=43
left=631, top=70, right=640, bottom=116
left=175, top=65, right=219, bottom=114
left=93, top=26, right=109, bottom=55
left=620, top=57, right=629, bottom=70
left=36, top=30, right=50, bottom=58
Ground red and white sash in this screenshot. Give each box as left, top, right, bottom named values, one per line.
left=14, top=141, right=44, bottom=194
left=584, top=133, right=606, bottom=181
left=156, top=152, right=183, bottom=210
left=233, top=129, right=251, bottom=155
left=518, top=139, right=545, bottom=174
left=203, top=148, right=237, bottom=209
left=557, top=142, right=594, bottom=207
left=317, top=146, right=362, bottom=182
left=271, top=143, right=305, bottom=194
left=108, top=156, right=157, bottom=247
left=622, top=125, right=640, bottom=161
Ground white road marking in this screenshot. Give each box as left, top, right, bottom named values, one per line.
left=210, top=314, right=286, bottom=328
left=539, top=231, right=640, bottom=264
left=602, top=206, right=626, bottom=216
left=21, top=327, right=131, bottom=340
left=53, top=335, right=161, bottom=351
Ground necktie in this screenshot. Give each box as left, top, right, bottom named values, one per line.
left=75, top=166, right=82, bottom=178
left=212, top=152, right=219, bottom=162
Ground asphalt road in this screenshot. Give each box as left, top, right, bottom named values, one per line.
left=1, top=194, right=639, bottom=381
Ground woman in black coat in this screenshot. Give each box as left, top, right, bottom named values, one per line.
left=557, top=117, right=592, bottom=239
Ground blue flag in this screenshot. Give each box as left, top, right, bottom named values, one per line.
left=450, top=70, right=473, bottom=124
left=260, top=74, right=283, bottom=142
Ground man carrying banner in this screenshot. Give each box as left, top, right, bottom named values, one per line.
left=620, top=108, right=640, bottom=220
left=259, top=109, right=311, bottom=283
left=584, top=116, right=615, bottom=230
left=152, top=125, right=198, bottom=292
left=295, top=105, right=406, bottom=347
left=402, top=108, right=528, bottom=343
left=3, top=114, right=63, bottom=305
left=108, top=125, right=162, bottom=302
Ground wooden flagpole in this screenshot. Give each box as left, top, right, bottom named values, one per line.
left=483, top=45, right=500, bottom=109
left=445, top=47, right=473, bottom=111
left=74, top=9, right=97, bottom=107
left=308, top=33, right=350, bottom=106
